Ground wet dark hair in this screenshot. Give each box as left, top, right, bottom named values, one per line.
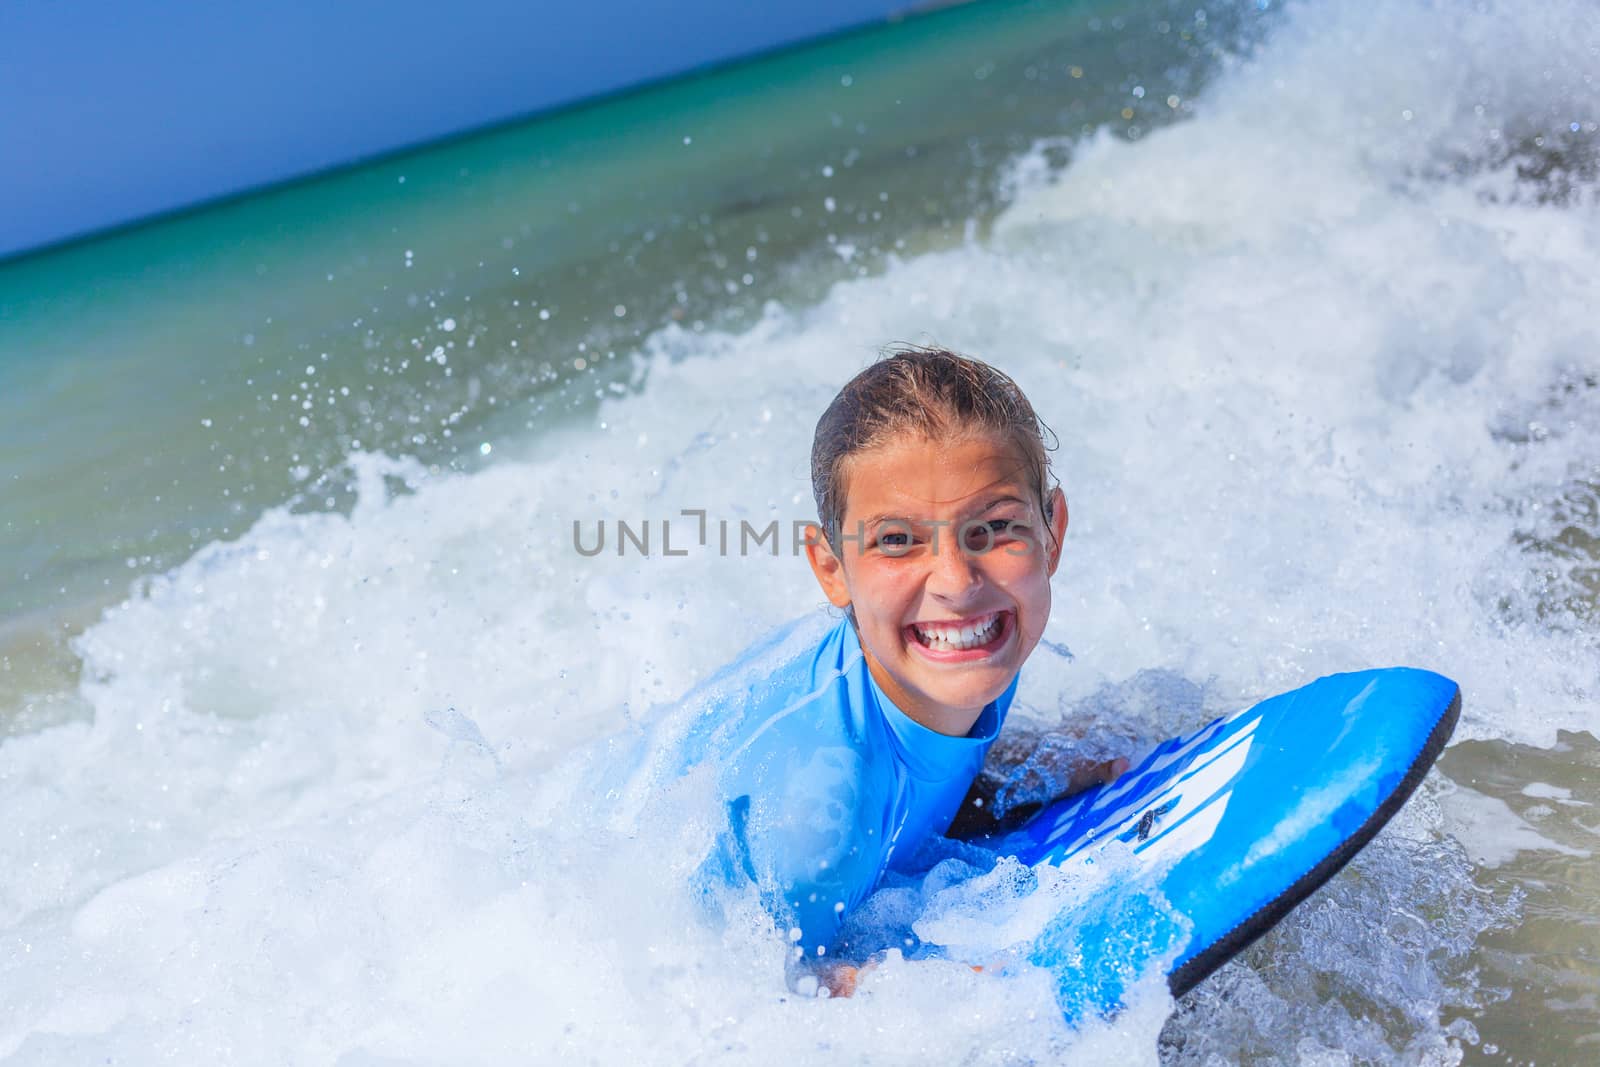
left=809, top=344, right=1061, bottom=560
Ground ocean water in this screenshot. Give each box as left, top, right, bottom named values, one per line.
left=2, top=0, right=1598, bottom=1063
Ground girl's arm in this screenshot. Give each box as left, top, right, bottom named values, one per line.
left=950, top=726, right=1129, bottom=838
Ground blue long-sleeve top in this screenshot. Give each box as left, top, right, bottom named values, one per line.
left=685, top=612, right=1019, bottom=960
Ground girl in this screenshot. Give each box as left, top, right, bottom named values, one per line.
left=694, top=345, right=1124, bottom=996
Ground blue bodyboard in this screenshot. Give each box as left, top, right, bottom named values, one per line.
left=990, top=668, right=1460, bottom=1020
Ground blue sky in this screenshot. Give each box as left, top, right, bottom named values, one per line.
left=0, top=0, right=911, bottom=257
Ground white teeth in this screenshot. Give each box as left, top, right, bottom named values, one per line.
left=912, top=612, right=1002, bottom=651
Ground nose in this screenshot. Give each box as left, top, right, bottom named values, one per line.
left=926, top=529, right=983, bottom=603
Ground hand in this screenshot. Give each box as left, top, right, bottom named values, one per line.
left=820, top=963, right=860, bottom=998
left=816, top=956, right=880, bottom=998
left=1065, top=755, right=1130, bottom=797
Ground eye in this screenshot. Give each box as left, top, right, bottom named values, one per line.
left=962, top=516, right=1028, bottom=553
left=972, top=518, right=1023, bottom=540
left=871, top=522, right=919, bottom=553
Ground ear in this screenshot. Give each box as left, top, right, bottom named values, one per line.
left=1044, top=487, right=1069, bottom=577
left=804, top=523, right=853, bottom=608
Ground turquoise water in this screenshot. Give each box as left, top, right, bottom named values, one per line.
left=1, top=0, right=1229, bottom=708
left=2, top=0, right=1598, bottom=1062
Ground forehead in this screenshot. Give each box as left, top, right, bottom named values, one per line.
left=838, top=432, right=1033, bottom=519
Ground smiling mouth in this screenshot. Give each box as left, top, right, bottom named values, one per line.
left=905, top=610, right=1011, bottom=653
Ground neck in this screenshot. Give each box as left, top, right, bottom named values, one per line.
left=862, top=652, right=984, bottom=737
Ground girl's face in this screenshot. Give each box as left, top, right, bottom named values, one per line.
left=805, top=431, right=1068, bottom=737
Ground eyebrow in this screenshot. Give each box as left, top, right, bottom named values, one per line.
left=859, top=495, right=1028, bottom=529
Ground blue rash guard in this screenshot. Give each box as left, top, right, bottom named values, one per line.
left=689, top=612, right=1019, bottom=961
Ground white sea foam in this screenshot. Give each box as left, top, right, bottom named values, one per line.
left=3, top=0, right=1598, bottom=1061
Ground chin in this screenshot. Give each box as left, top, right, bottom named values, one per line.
left=900, top=659, right=1010, bottom=704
